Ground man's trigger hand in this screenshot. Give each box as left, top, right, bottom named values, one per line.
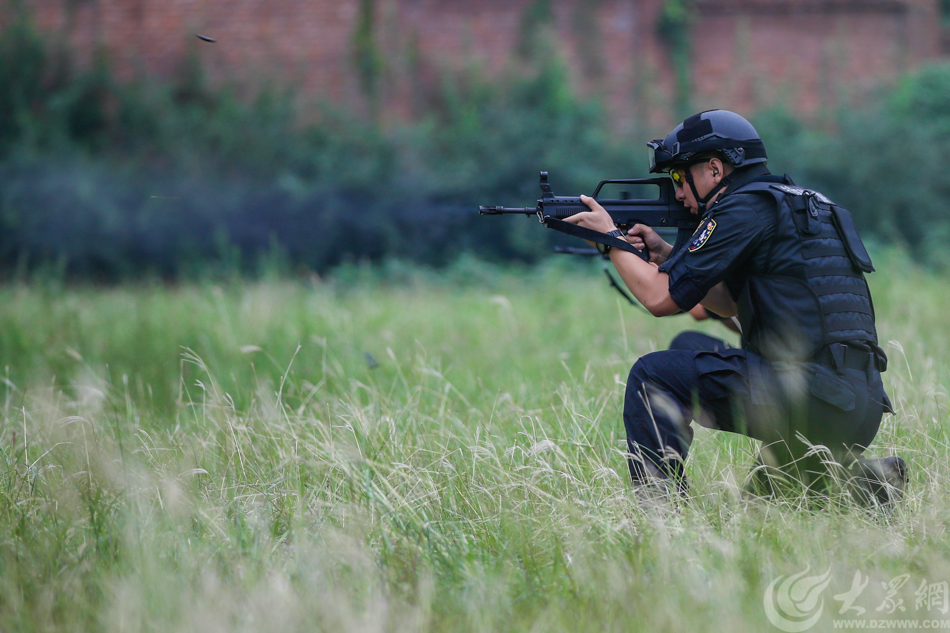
left=627, top=224, right=672, bottom=264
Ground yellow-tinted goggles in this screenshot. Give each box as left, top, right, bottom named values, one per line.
left=669, top=169, right=687, bottom=189
left=667, top=158, right=712, bottom=189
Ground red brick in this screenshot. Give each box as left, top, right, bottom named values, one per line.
left=10, top=0, right=943, bottom=125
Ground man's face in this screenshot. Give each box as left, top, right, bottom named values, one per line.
left=670, top=159, right=723, bottom=214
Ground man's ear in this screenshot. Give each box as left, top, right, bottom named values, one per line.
left=709, top=157, right=724, bottom=182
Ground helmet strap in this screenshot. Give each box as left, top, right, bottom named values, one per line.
left=684, top=169, right=736, bottom=214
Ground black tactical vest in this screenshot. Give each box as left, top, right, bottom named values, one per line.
left=728, top=182, right=879, bottom=362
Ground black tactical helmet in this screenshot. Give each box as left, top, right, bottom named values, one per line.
left=648, top=109, right=767, bottom=174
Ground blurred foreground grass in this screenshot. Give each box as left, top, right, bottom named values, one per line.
left=1, top=252, right=949, bottom=632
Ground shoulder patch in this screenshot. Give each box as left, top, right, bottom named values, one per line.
left=771, top=184, right=806, bottom=196
left=770, top=184, right=833, bottom=204
left=688, top=218, right=717, bottom=252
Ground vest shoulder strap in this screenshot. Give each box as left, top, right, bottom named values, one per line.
left=725, top=180, right=784, bottom=203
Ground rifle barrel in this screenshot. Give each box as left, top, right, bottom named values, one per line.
left=478, top=206, right=535, bottom=215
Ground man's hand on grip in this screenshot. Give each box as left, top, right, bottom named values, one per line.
left=627, top=224, right=672, bottom=264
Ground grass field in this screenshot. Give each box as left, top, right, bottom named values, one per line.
left=1, top=252, right=948, bottom=633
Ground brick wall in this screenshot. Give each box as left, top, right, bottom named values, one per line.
left=20, top=0, right=366, bottom=103
left=379, top=0, right=673, bottom=126
left=7, top=0, right=944, bottom=124
left=692, top=0, right=942, bottom=113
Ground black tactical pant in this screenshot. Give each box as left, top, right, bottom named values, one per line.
left=623, top=331, right=888, bottom=491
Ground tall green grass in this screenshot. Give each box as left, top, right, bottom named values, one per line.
left=1, top=252, right=948, bottom=632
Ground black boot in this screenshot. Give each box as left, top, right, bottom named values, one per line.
left=628, top=452, right=689, bottom=505
left=849, top=456, right=908, bottom=508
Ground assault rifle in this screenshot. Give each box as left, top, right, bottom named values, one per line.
left=479, top=171, right=699, bottom=261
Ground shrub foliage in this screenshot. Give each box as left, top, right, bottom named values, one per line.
left=0, top=9, right=948, bottom=279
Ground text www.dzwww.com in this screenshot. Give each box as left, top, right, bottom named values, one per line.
left=833, top=620, right=950, bottom=629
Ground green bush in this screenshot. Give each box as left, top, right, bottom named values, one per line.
left=0, top=10, right=650, bottom=279
left=2, top=7, right=950, bottom=279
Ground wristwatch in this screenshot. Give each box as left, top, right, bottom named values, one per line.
left=597, top=229, right=626, bottom=255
